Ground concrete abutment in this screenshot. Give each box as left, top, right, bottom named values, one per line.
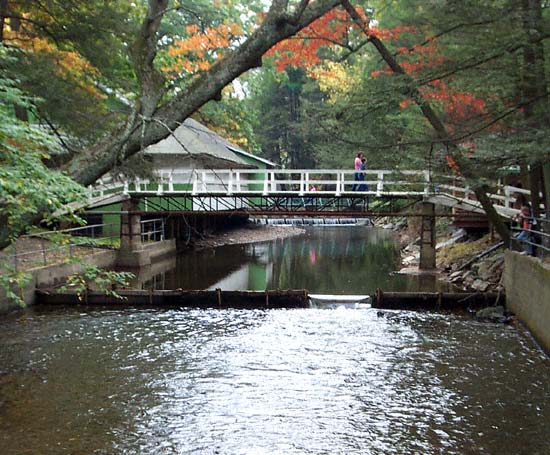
left=419, top=202, right=436, bottom=270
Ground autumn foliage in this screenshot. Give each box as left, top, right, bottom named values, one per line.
left=163, top=23, right=243, bottom=76
left=4, top=27, right=104, bottom=100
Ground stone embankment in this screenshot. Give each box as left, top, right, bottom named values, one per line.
left=378, top=216, right=505, bottom=292
left=437, top=235, right=505, bottom=293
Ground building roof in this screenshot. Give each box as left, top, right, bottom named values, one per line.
left=228, top=146, right=276, bottom=167
left=144, top=118, right=255, bottom=168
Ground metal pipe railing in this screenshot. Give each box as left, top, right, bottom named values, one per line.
left=510, top=216, right=550, bottom=257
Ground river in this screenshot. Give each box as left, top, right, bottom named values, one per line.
left=0, top=226, right=548, bottom=454
left=138, top=226, right=447, bottom=293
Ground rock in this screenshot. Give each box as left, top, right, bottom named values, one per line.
left=461, top=271, right=475, bottom=287
left=471, top=279, right=490, bottom=292
left=403, top=255, right=418, bottom=264
left=449, top=271, right=462, bottom=280
left=450, top=275, right=463, bottom=283
left=475, top=306, right=511, bottom=323
left=404, top=244, right=420, bottom=253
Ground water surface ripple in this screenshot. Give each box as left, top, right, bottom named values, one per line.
left=0, top=307, right=548, bottom=454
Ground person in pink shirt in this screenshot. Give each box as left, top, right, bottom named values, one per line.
left=353, top=152, right=364, bottom=191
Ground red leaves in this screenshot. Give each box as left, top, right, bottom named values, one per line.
left=267, top=7, right=418, bottom=73
left=266, top=8, right=353, bottom=71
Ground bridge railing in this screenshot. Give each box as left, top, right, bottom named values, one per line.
left=184, top=169, right=434, bottom=197
left=87, top=169, right=543, bottom=219
left=89, top=169, right=435, bottom=198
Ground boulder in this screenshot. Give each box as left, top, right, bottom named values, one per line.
left=475, top=305, right=511, bottom=323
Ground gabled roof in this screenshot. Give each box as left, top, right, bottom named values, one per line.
left=144, top=118, right=253, bottom=168
left=228, top=146, right=276, bottom=167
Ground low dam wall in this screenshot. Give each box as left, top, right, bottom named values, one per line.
left=504, top=250, right=550, bottom=353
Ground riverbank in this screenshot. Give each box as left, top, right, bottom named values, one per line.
left=193, top=223, right=305, bottom=250
left=378, top=216, right=506, bottom=292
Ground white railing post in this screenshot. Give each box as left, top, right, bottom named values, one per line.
left=335, top=172, right=341, bottom=196
left=299, top=172, right=305, bottom=196
left=156, top=175, right=164, bottom=195
left=191, top=171, right=198, bottom=195
left=423, top=170, right=431, bottom=195
left=270, top=171, right=276, bottom=193
left=504, top=186, right=512, bottom=208
left=227, top=171, right=233, bottom=195
left=201, top=172, right=207, bottom=192
left=305, top=172, right=310, bottom=192
left=135, top=178, right=140, bottom=192
left=263, top=171, right=269, bottom=195
left=376, top=172, right=384, bottom=196
left=123, top=181, right=129, bottom=196
left=168, top=174, right=174, bottom=192
left=97, top=179, right=104, bottom=197
left=236, top=171, right=241, bottom=192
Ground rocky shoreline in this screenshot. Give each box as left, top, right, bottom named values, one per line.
left=377, top=217, right=505, bottom=293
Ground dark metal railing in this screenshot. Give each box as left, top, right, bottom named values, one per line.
left=510, top=215, right=550, bottom=257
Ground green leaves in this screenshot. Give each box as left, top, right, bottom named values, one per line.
left=0, top=46, right=86, bottom=248
left=58, top=265, right=135, bottom=302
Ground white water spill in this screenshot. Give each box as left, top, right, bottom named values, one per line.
left=308, top=294, right=372, bottom=310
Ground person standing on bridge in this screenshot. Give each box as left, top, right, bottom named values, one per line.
left=358, top=157, right=369, bottom=192
left=353, top=152, right=364, bottom=191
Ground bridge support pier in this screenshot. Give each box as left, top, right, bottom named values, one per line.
left=117, top=198, right=151, bottom=267
left=419, top=202, right=436, bottom=270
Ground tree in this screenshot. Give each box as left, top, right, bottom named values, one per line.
left=0, top=0, right=345, bottom=248
left=61, top=0, right=344, bottom=186
left=0, top=46, right=85, bottom=246
left=250, top=0, right=549, bottom=241
left=247, top=65, right=322, bottom=167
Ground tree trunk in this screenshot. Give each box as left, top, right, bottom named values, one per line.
left=543, top=162, right=550, bottom=219
left=529, top=164, right=542, bottom=217
left=0, top=0, right=8, bottom=42
left=520, top=0, right=548, bottom=216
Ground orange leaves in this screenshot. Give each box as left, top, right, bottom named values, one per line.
left=6, top=30, right=104, bottom=99
left=267, top=6, right=419, bottom=74
left=163, top=23, right=243, bottom=76
left=266, top=8, right=357, bottom=72
left=368, top=25, right=416, bottom=41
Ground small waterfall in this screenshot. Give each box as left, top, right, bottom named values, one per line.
left=251, top=217, right=373, bottom=226
left=308, top=294, right=372, bottom=309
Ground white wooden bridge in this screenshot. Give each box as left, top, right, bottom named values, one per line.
left=86, top=168, right=529, bottom=218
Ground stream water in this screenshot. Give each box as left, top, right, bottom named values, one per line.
left=138, top=226, right=447, bottom=293
left=0, top=227, right=548, bottom=455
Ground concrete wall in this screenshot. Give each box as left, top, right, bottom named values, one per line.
left=0, top=250, right=117, bottom=313
left=504, top=250, right=550, bottom=353
left=0, top=239, right=177, bottom=314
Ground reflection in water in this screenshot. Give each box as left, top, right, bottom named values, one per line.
left=0, top=308, right=548, bottom=454
left=141, top=227, right=448, bottom=293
